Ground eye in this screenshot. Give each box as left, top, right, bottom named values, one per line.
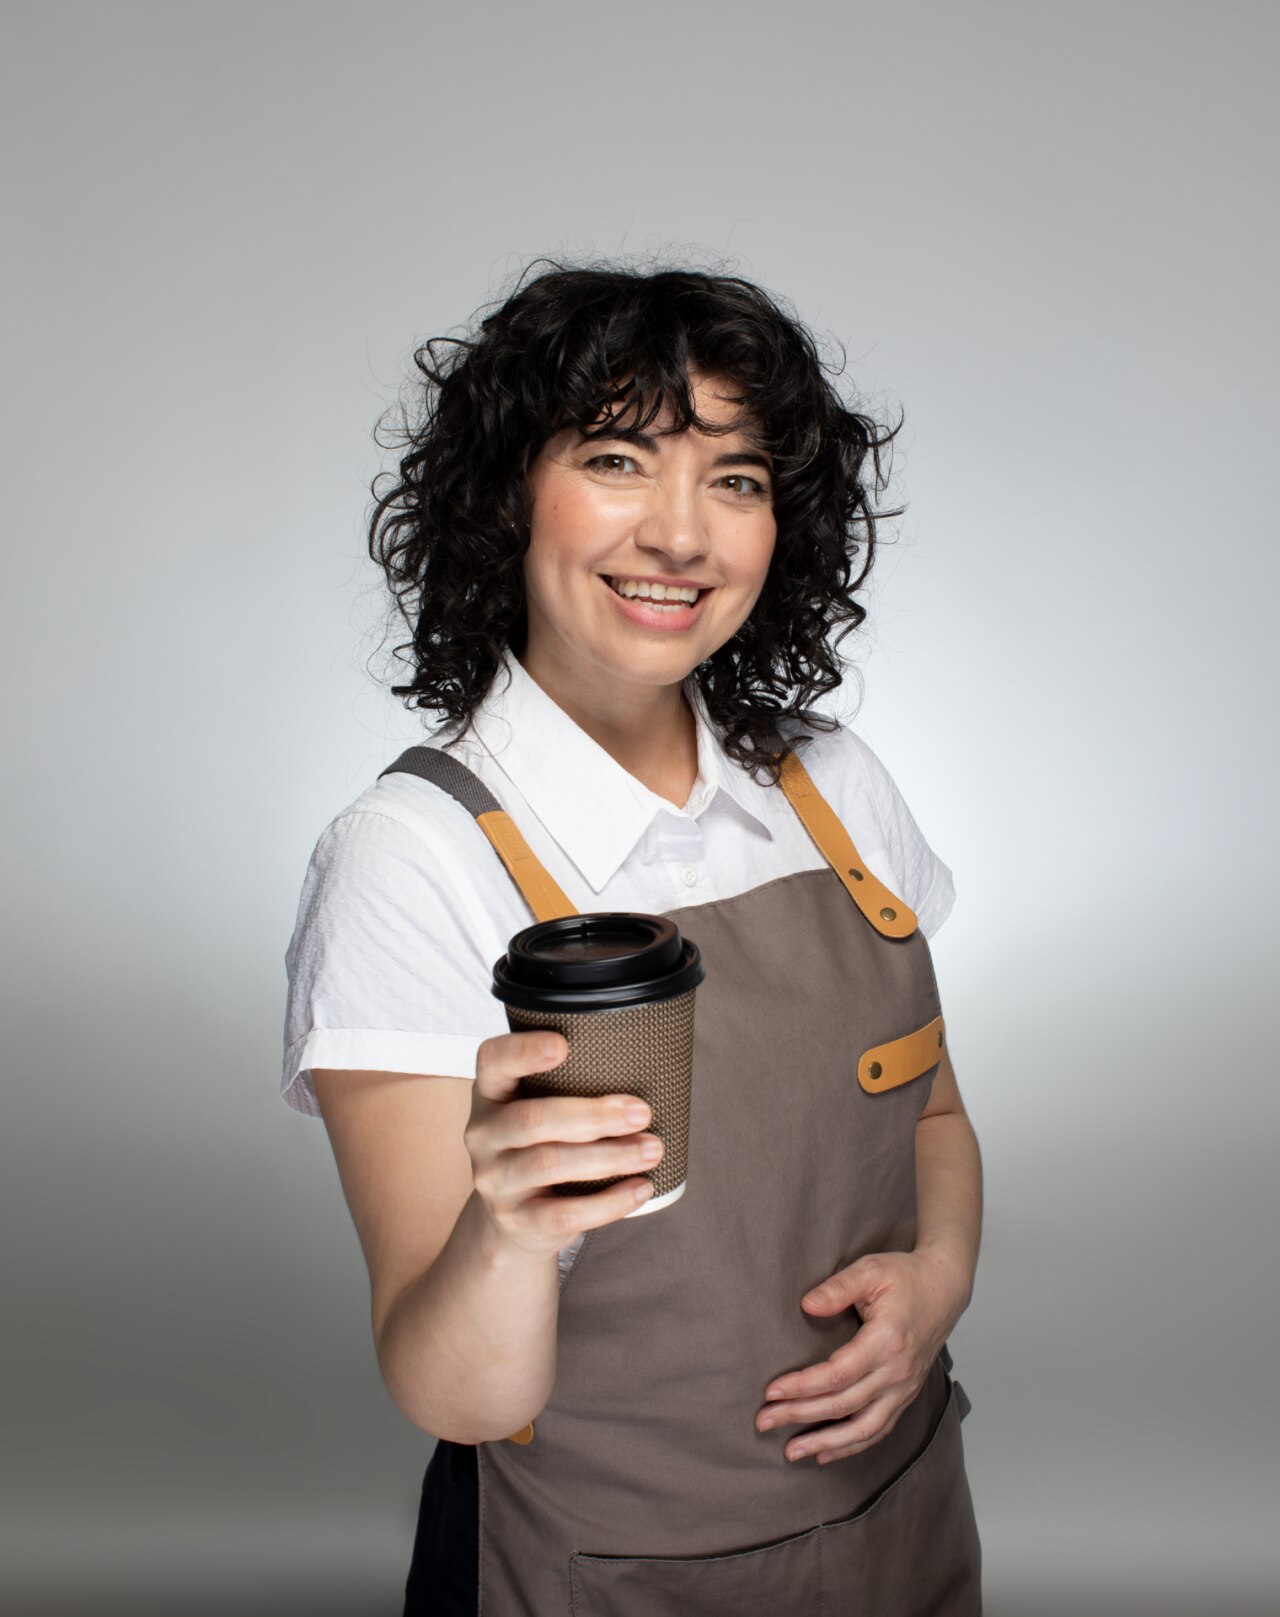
left=719, top=474, right=770, bottom=499
left=585, top=453, right=638, bottom=475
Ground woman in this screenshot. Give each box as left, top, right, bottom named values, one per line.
left=282, top=259, right=984, bottom=1614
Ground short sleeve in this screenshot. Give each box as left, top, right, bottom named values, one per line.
left=281, top=808, right=509, bottom=1118
left=846, top=733, right=956, bottom=942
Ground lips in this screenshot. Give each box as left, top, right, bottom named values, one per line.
left=598, top=574, right=712, bottom=630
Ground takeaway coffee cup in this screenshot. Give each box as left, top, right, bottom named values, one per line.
left=491, top=914, right=704, bottom=1216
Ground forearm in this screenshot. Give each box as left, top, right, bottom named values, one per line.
left=913, top=1109, right=983, bottom=1320
left=376, top=1188, right=561, bottom=1444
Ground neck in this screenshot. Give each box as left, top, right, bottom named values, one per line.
left=513, top=643, right=700, bottom=805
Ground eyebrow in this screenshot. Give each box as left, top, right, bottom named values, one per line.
left=574, top=425, right=774, bottom=473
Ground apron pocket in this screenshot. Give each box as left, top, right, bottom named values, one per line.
left=816, top=1372, right=982, bottom=1615
left=568, top=1516, right=825, bottom=1617
left=566, top=1376, right=979, bottom=1617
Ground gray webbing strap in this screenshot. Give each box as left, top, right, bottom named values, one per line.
left=378, top=744, right=501, bottom=820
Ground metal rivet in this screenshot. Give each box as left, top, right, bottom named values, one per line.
left=880, top=907, right=897, bottom=921
left=868, top=1061, right=882, bottom=1080
left=848, top=868, right=865, bottom=881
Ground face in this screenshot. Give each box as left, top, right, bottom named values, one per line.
left=518, top=371, right=778, bottom=701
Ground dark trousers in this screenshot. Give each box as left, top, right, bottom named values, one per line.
left=403, top=1439, right=478, bottom=1616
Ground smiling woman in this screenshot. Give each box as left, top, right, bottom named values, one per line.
left=514, top=369, right=780, bottom=781
left=285, top=255, right=982, bottom=1617
left=366, top=256, right=906, bottom=788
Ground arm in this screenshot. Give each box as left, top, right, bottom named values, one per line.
left=312, top=1067, right=560, bottom=1445
left=913, top=1046, right=983, bottom=1323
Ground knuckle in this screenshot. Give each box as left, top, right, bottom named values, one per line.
left=512, top=1097, right=543, bottom=1136
left=881, top=1322, right=908, bottom=1359
left=532, top=1141, right=562, bottom=1179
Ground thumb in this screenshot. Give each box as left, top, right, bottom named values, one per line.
left=475, top=1029, right=568, bottom=1105
left=802, top=1257, right=878, bottom=1314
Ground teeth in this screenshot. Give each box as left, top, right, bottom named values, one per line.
left=608, top=577, right=701, bottom=604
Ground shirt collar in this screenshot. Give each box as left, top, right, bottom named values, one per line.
left=466, top=646, right=774, bottom=894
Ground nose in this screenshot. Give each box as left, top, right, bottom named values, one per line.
left=633, top=477, right=711, bottom=567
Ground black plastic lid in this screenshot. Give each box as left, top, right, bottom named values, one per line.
left=491, top=912, right=704, bottom=1013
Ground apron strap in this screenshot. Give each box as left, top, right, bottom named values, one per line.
left=777, top=750, right=919, bottom=938
left=379, top=745, right=576, bottom=921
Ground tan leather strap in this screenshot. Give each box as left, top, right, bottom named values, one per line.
left=476, top=810, right=577, bottom=922
left=858, top=1014, right=946, bottom=1094
left=777, top=750, right=918, bottom=938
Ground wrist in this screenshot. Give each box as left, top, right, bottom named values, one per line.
left=465, top=1187, right=562, bottom=1276
left=912, top=1237, right=975, bottom=1321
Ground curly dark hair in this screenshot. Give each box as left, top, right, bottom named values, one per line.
left=367, top=255, right=904, bottom=788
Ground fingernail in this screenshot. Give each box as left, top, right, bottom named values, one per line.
left=766, top=1388, right=785, bottom=1401
left=541, top=1037, right=561, bottom=1059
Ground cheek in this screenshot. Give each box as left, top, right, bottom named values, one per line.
left=531, top=486, right=623, bottom=565
left=551, top=468, right=623, bottom=522
left=729, top=522, right=777, bottom=587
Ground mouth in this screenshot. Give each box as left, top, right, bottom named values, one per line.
left=599, top=574, right=714, bottom=630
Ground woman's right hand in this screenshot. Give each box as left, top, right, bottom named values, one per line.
left=466, top=1029, right=665, bottom=1258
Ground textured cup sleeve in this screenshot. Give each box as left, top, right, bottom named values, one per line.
left=280, top=808, right=510, bottom=1118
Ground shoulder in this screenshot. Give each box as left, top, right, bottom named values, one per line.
left=306, top=740, right=492, bottom=877
left=288, top=739, right=522, bottom=966
left=779, top=716, right=956, bottom=940
left=281, top=740, right=517, bottom=1117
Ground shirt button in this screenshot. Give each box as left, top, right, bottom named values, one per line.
left=681, top=866, right=699, bottom=887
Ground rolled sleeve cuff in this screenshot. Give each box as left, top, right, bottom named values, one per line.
left=916, top=859, right=956, bottom=942
left=281, top=1028, right=484, bottom=1117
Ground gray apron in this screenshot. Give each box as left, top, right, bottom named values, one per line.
left=380, top=740, right=981, bottom=1616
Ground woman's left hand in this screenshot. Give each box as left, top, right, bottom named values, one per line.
left=755, top=1248, right=969, bottom=1465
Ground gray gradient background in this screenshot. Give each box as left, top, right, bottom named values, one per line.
left=3, top=2, right=1276, bottom=1612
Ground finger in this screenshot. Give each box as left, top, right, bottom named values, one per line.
left=499, top=1130, right=664, bottom=1198
left=801, top=1260, right=876, bottom=1314
left=784, top=1392, right=904, bottom=1464
left=756, top=1365, right=886, bottom=1435
left=517, top=1176, right=655, bottom=1240
left=493, top=1091, right=657, bottom=1155
left=763, top=1336, right=882, bottom=1407
left=477, top=1036, right=654, bottom=1146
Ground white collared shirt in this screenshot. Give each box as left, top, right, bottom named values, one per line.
left=282, top=644, right=954, bottom=1117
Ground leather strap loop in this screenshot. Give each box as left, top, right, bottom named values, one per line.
left=778, top=751, right=918, bottom=938
left=857, top=1014, right=946, bottom=1094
